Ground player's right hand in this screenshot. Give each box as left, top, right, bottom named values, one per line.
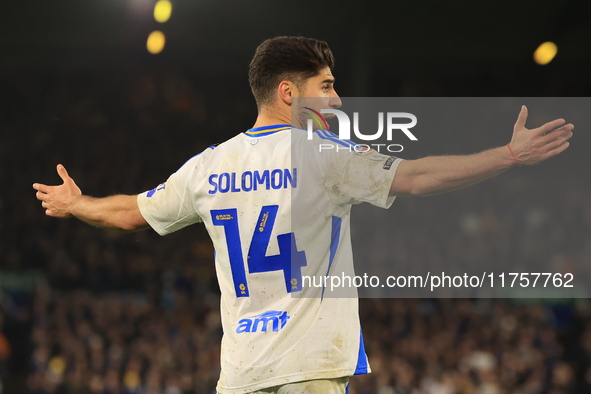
left=509, top=105, right=574, bottom=165
left=33, top=164, right=82, bottom=218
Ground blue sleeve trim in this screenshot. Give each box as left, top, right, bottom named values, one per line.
left=321, top=216, right=341, bottom=301
left=353, top=328, right=369, bottom=375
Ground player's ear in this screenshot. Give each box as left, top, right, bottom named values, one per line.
left=278, top=81, right=294, bottom=105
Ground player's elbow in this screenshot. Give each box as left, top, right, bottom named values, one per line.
left=408, top=182, right=432, bottom=196
left=117, top=222, right=150, bottom=232
left=117, top=211, right=150, bottom=232
left=389, top=161, right=429, bottom=197
left=118, top=222, right=140, bottom=232
left=409, top=185, right=428, bottom=196
left=409, top=176, right=461, bottom=196
left=390, top=174, right=427, bottom=197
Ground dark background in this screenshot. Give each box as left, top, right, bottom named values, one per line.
left=1, top=1, right=591, bottom=393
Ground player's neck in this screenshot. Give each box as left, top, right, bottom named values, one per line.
left=252, top=106, right=292, bottom=129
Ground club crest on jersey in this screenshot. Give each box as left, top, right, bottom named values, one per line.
left=236, top=310, right=290, bottom=333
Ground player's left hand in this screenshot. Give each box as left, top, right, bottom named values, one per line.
left=509, top=105, right=573, bottom=165
left=33, top=164, right=82, bottom=218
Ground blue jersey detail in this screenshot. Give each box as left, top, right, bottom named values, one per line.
left=178, top=145, right=215, bottom=170
left=146, top=183, right=165, bottom=197
left=254, top=170, right=269, bottom=190
left=247, top=206, right=307, bottom=293
left=244, top=124, right=292, bottom=137
left=316, top=129, right=357, bottom=149
left=322, top=216, right=342, bottom=300
left=211, top=209, right=249, bottom=298
left=354, top=328, right=369, bottom=375
left=236, top=310, right=290, bottom=333
left=283, top=168, right=297, bottom=188
left=208, top=169, right=297, bottom=194
left=148, top=146, right=216, bottom=198
left=210, top=205, right=307, bottom=297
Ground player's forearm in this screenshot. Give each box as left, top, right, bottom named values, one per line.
left=400, top=146, right=515, bottom=196
left=69, top=194, right=148, bottom=231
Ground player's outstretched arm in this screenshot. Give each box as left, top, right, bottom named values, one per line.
left=390, top=106, right=574, bottom=197
left=33, top=164, right=150, bottom=232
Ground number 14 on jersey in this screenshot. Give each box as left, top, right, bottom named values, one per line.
left=211, top=205, right=307, bottom=297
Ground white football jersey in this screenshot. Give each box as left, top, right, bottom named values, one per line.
left=137, top=124, right=403, bottom=393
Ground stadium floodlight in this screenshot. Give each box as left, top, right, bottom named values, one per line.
left=154, top=0, right=172, bottom=23
left=147, top=31, right=165, bottom=54
left=534, top=42, right=557, bottom=65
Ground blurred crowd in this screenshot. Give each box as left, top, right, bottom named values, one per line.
left=1, top=67, right=590, bottom=393
left=1, top=68, right=246, bottom=393
left=355, top=298, right=591, bottom=394
left=24, top=287, right=221, bottom=394
left=11, top=291, right=591, bottom=394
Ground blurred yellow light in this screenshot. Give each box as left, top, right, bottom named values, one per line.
left=124, top=371, right=140, bottom=389
left=154, top=0, right=172, bottom=23
left=534, top=42, right=557, bottom=65
left=147, top=31, right=166, bottom=54
left=49, top=356, right=66, bottom=375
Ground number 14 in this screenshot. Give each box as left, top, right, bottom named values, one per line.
left=211, top=205, right=307, bottom=298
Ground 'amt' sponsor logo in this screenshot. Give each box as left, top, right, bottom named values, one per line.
left=236, top=310, right=290, bottom=333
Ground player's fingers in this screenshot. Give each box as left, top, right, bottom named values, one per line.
left=545, top=141, right=570, bottom=159
left=535, top=118, right=566, bottom=136
left=545, top=130, right=573, bottom=151
left=45, top=209, right=55, bottom=217
left=33, top=183, right=51, bottom=193
left=546, top=136, right=570, bottom=152
left=547, top=122, right=574, bottom=134
left=42, top=201, right=49, bottom=209
left=543, top=124, right=573, bottom=143
left=57, top=164, right=71, bottom=183
left=36, top=191, right=48, bottom=201
left=514, top=105, right=528, bottom=130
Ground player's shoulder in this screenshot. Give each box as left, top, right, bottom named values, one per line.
left=177, top=144, right=217, bottom=172
left=290, top=127, right=363, bottom=161
left=193, top=132, right=246, bottom=158
left=290, top=127, right=353, bottom=147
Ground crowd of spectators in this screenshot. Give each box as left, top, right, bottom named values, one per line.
left=1, top=66, right=590, bottom=393
left=1, top=67, right=236, bottom=393
left=12, top=289, right=591, bottom=394
left=355, top=298, right=591, bottom=394
left=24, top=286, right=221, bottom=394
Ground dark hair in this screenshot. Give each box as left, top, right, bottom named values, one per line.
left=248, top=36, right=335, bottom=109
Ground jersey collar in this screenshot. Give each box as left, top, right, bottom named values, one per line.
left=244, top=124, right=292, bottom=137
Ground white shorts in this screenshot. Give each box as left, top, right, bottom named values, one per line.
left=249, top=377, right=350, bottom=394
